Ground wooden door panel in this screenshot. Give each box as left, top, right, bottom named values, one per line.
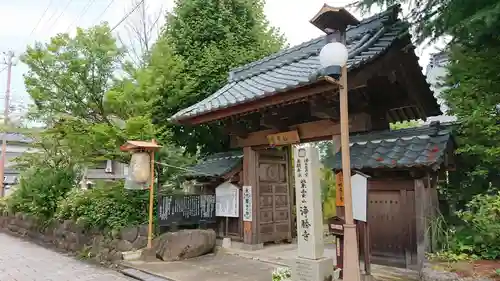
left=257, top=149, right=292, bottom=243
left=368, top=191, right=405, bottom=258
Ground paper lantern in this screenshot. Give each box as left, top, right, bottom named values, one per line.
left=130, top=152, right=150, bottom=183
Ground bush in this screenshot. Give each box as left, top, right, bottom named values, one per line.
left=56, top=181, right=150, bottom=231
left=450, top=191, right=500, bottom=259
left=7, top=166, right=76, bottom=220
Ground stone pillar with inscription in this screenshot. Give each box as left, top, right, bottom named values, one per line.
left=292, top=146, right=334, bottom=281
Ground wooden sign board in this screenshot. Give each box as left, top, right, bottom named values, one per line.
left=267, top=130, right=300, bottom=146
left=335, top=171, right=344, bottom=206
left=215, top=182, right=239, bottom=218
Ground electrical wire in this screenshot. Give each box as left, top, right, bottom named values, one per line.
left=65, top=0, right=98, bottom=33
left=46, top=0, right=75, bottom=32
left=110, top=0, right=145, bottom=32
left=93, top=0, right=116, bottom=25
left=28, top=0, right=55, bottom=39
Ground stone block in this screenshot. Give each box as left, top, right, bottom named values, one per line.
left=154, top=229, right=216, bottom=261
left=120, top=226, right=138, bottom=243
left=132, top=236, right=148, bottom=249
left=138, top=224, right=148, bottom=236
left=292, top=256, right=334, bottom=281
left=115, top=240, right=133, bottom=252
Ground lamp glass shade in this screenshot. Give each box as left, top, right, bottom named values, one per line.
left=130, top=152, right=151, bottom=183
left=319, top=42, right=349, bottom=68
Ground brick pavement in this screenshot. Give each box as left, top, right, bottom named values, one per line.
left=0, top=233, right=133, bottom=281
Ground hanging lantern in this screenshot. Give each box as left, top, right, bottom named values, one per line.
left=130, top=152, right=151, bottom=184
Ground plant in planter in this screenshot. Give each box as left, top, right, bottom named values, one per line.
left=272, top=267, right=291, bottom=281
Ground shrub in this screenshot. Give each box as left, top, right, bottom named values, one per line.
left=56, top=181, right=150, bottom=231
left=450, top=191, right=500, bottom=259
left=7, top=166, right=76, bottom=221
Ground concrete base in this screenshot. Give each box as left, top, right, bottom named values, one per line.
left=292, top=256, right=334, bottom=281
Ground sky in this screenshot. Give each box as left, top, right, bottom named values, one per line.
left=0, top=0, right=445, bottom=123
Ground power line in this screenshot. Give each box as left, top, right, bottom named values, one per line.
left=110, top=0, right=145, bottom=32
left=94, top=0, right=116, bottom=25
left=0, top=51, right=15, bottom=197
left=28, top=0, right=55, bottom=40
left=46, top=0, right=75, bottom=32
left=65, top=0, right=98, bottom=33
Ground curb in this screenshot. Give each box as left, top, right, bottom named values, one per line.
left=120, top=264, right=176, bottom=281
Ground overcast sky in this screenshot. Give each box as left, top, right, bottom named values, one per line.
left=0, top=0, right=444, bottom=120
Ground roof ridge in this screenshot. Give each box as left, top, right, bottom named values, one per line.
left=227, top=4, right=401, bottom=80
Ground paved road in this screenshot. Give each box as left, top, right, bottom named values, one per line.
left=0, top=233, right=133, bottom=281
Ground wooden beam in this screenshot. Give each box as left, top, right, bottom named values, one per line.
left=224, top=119, right=250, bottom=138
left=231, top=113, right=371, bottom=148
left=242, top=147, right=259, bottom=245
left=260, top=111, right=289, bottom=131
left=310, top=96, right=340, bottom=120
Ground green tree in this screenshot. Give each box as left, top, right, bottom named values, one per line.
left=440, top=45, right=500, bottom=202
left=152, top=0, right=286, bottom=155
left=21, top=23, right=156, bottom=165
left=356, top=0, right=500, bottom=47
left=357, top=0, right=500, bottom=205
left=390, top=120, right=421, bottom=130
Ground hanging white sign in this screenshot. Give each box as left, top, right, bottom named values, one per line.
left=351, top=172, right=368, bottom=222
left=215, top=182, right=240, bottom=217
left=242, top=186, right=252, bottom=221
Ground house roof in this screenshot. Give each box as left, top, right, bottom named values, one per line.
left=323, top=123, right=453, bottom=171
left=0, top=133, right=33, bottom=144
left=171, top=5, right=421, bottom=123
left=185, top=151, right=243, bottom=179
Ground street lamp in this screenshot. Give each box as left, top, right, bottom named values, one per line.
left=319, top=42, right=348, bottom=79
left=319, top=39, right=361, bottom=281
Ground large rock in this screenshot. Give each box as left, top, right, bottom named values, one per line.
left=120, top=226, right=138, bottom=243
left=154, top=229, right=216, bottom=261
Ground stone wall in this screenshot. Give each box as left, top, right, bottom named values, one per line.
left=0, top=212, right=148, bottom=263
left=420, top=263, right=494, bottom=281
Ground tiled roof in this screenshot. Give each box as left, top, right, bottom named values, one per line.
left=323, top=124, right=453, bottom=171
left=0, top=133, right=33, bottom=143
left=185, top=151, right=243, bottom=179
left=171, top=5, right=408, bottom=122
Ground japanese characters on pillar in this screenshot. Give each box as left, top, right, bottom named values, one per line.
left=293, top=146, right=324, bottom=260
left=242, top=186, right=252, bottom=221
left=335, top=171, right=345, bottom=207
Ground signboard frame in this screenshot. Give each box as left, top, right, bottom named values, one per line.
left=215, top=182, right=240, bottom=218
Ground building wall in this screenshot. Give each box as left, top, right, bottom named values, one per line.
left=425, top=52, right=457, bottom=123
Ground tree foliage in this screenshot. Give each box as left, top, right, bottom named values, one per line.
left=356, top=0, right=500, bottom=47
left=152, top=0, right=286, bottom=155
left=440, top=45, right=500, bottom=201
left=21, top=23, right=156, bottom=165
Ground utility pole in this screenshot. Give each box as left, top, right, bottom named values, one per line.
left=0, top=51, right=15, bottom=197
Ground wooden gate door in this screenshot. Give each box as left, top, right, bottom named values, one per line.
left=368, top=182, right=415, bottom=267
left=257, top=149, right=292, bottom=243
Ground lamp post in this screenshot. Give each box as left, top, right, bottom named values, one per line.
left=319, top=38, right=362, bottom=281
left=120, top=140, right=162, bottom=249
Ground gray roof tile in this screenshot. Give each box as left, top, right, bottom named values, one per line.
left=171, top=5, right=408, bottom=122
left=185, top=151, right=243, bottom=179
left=323, top=124, right=453, bottom=170
left=0, top=133, right=33, bottom=143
